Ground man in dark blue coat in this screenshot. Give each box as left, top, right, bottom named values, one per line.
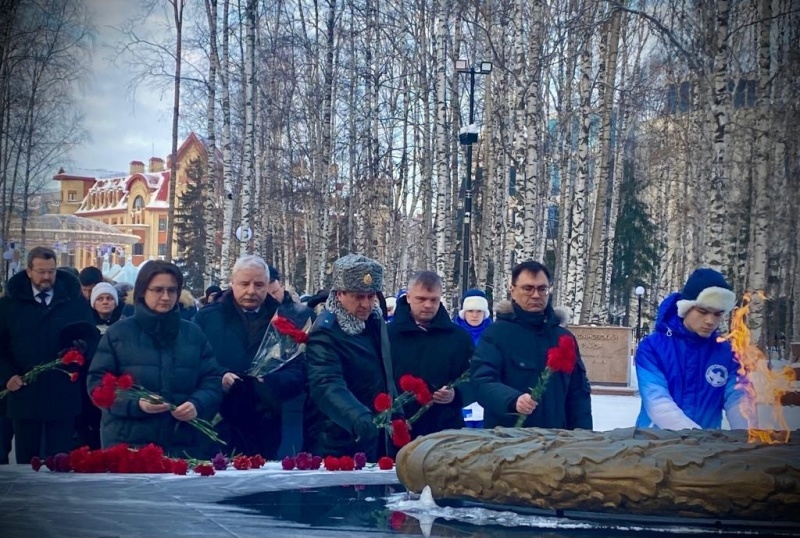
left=303, top=254, right=395, bottom=461
left=194, top=255, right=307, bottom=458
left=0, top=247, right=98, bottom=462
left=388, top=271, right=474, bottom=439
left=471, top=260, right=592, bottom=429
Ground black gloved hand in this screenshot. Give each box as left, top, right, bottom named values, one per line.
left=353, top=415, right=379, bottom=443
left=72, top=339, right=88, bottom=354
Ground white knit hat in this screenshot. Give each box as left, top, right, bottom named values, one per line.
left=459, top=295, right=490, bottom=319
left=91, top=282, right=118, bottom=307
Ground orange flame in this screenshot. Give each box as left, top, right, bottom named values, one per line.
left=721, top=291, right=794, bottom=444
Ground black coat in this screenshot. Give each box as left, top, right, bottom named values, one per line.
left=387, top=297, right=474, bottom=438
left=304, top=308, right=395, bottom=460
left=193, top=290, right=280, bottom=375
left=0, top=269, right=97, bottom=420
left=87, top=303, right=223, bottom=458
left=193, top=291, right=310, bottom=458
left=471, top=300, right=593, bottom=430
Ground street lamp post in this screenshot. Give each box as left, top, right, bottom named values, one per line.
left=455, top=59, right=492, bottom=299
left=635, top=285, right=645, bottom=343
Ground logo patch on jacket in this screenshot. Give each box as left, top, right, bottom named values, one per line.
left=705, top=364, right=728, bottom=387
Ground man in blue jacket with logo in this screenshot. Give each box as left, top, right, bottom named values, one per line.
left=635, top=268, right=752, bottom=430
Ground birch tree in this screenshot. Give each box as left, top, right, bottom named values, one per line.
left=580, top=4, right=622, bottom=323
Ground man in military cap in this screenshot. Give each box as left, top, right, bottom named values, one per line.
left=303, top=254, right=395, bottom=460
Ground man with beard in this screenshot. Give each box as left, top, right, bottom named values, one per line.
left=0, top=247, right=97, bottom=462
left=388, top=270, right=474, bottom=439
left=471, top=260, right=592, bottom=429
left=303, top=254, right=394, bottom=460
left=194, top=255, right=306, bottom=458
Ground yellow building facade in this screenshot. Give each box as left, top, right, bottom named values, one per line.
left=54, top=133, right=214, bottom=270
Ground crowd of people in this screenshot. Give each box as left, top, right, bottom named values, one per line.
left=0, top=246, right=752, bottom=464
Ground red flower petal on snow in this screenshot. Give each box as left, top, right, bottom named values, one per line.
left=194, top=464, right=215, bottom=476
left=338, top=456, right=355, bottom=471
left=324, top=456, right=341, bottom=471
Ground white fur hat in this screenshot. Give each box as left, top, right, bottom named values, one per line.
left=459, top=295, right=490, bottom=319
left=90, top=282, right=118, bottom=307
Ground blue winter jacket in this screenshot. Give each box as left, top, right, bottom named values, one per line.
left=635, top=292, right=751, bottom=430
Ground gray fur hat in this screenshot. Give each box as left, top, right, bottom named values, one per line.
left=331, top=254, right=383, bottom=293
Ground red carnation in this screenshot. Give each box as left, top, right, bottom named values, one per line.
left=546, top=335, right=577, bottom=374
left=90, top=385, right=116, bottom=409
left=117, top=374, right=135, bottom=390
left=171, top=459, right=189, bottom=475
left=373, top=392, right=392, bottom=412
left=233, top=455, right=252, bottom=470
left=68, top=372, right=80, bottom=383
left=389, top=511, right=407, bottom=530
left=30, top=457, right=42, bottom=472
left=310, top=455, right=323, bottom=469
left=101, top=372, right=117, bottom=388
left=194, top=464, right=215, bottom=476
left=281, top=456, right=296, bottom=470
left=249, top=454, right=266, bottom=469
left=413, top=384, right=432, bottom=406
left=272, top=316, right=309, bottom=344
left=324, top=456, right=341, bottom=471
left=398, top=374, right=422, bottom=392
left=60, top=349, right=85, bottom=367
left=391, top=419, right=411, bottom=448
left=338, top=456, right=355, bottom=471
left=377, top=456, right=394, bottom=470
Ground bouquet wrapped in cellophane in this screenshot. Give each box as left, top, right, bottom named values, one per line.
left=248, top=310, right=312, bottom=377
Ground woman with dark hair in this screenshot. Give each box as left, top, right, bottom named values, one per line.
left=87, top=261, right=223, bottom=458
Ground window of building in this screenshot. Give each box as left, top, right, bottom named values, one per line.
left=67, top=191, right=77, bottom=202
left=133, top=195, right=145, bottom=210
left=133, top=243, right=144, bottom=256
left=158, top=243, right=167, bottom=256
left=158, top=217, right=167, bottom=231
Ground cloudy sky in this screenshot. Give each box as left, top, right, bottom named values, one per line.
left=69, top=0, right=175, bottom=175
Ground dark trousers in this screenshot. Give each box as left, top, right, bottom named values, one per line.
left=0, top=416, right=13, bottom=464
left=13, top=418, right=76, bottom=464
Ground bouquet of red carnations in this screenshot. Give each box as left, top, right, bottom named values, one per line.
left=90, top=372, right=225, bottom=445
left=248, top=314, right=312, bottom=377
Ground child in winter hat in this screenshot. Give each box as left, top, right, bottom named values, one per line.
left=459, top=288, right=490, bottom=320
left=90, top=282, right=118, bottom=309
left=456, top=288, right=492, bottom=345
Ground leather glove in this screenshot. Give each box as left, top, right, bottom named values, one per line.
left=72, top=339, right=88, bottom=354
left=353, top=415, right=379, bottom=443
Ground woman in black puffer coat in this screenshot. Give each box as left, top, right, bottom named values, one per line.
left=87, top=261, right=223, bottom=459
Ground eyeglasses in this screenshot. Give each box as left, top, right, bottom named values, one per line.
left=146, top=286, right=179, bottom=296
left=515, top=285, right=551, bottom=296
